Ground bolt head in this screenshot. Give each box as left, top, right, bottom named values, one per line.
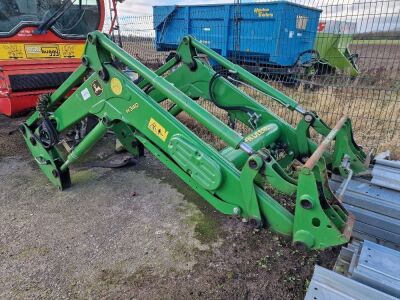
left=233, top=207, right=241, bottom=215
left=304, top=114, right=313, bottom=123
left=248, top=159, right=258, bottom=169
left=300, top=198, right=313, bottom=210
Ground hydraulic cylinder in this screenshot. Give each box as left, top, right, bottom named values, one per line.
left=60, top=121, right=108, bottom=171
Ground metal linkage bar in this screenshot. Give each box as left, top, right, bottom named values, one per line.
left=189, top=37, right=300, bottom=111
left=96, top=33, right=247, bottom=151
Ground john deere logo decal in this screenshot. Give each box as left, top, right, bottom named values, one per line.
left=91, top=80, right=103, bottom=96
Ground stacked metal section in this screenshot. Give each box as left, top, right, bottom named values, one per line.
left=305, top=265, right=397, bottom=300
left=306, top=155, right=400, bottom=299
left=330, top=155, right=400, bottom=250
left=305, top=241, right=400, bottom=300
left=371, top=153, right=400, bottom=192
left=335, top=241, right=400, bottom=298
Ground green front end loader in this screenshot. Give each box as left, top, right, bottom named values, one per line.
left=21, top=32, right=368, bottom=250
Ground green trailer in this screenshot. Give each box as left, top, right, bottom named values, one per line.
left=314, top=21, right=359, bottom=77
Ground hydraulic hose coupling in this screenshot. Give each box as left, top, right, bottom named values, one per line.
left=295, top=105, right=306, bottom=115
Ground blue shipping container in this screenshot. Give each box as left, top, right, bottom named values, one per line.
left=153, top=1, right=322, bottom=67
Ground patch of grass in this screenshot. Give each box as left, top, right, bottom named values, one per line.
left=125, top=266, right=154, bottom=285
left=71, top=169, right=95, bottom=184
left=177, top=113, right=228, bottom=150
left=303, top=278, right=311, bottom=292
left=181, top=203, right=220, bottom=244
left=351, top=39, right=400, bottom=45
left=193, top=213, right=220, bottom=244
left=98, top=268, right=124, bottom=286
left=16, top=247, right=49, bottom=258
left=177, top=83, right=400, bottom=159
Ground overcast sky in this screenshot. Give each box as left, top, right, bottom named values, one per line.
left=116, top=0, right=400, bottom=32
left=117, top=0, right=231, bottom=16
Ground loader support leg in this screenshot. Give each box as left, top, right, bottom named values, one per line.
left=294, top=166, right=351, bottom=249
left=240, top=155, right=263, bottom=226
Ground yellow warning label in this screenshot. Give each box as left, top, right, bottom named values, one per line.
left=148, top=118, right=169, bottom=142
left=110, top=77, right=123, bottom=95
left=0, top=43, right=84, bottom=60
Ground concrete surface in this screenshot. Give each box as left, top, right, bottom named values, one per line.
left=0, top=116, right=337, bottom=299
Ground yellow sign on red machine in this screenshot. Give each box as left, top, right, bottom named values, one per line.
left=0, top=43, right=85, bottom=60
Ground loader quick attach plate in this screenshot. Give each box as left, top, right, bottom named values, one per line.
left=19, top=123, right=71, bottom=190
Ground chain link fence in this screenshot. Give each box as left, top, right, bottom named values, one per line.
left=112, top=0, right=399, bottom=156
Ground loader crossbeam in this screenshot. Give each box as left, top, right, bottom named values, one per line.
left=21, top=32, right=367, bottom=250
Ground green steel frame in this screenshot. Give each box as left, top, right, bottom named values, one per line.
left=21, top=32, right=367, bottom=250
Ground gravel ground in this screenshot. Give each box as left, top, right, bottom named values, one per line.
left=0, top=115, right=338, bottom=299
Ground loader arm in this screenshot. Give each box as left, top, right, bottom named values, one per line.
left=21, top=32, right=367, bottom=250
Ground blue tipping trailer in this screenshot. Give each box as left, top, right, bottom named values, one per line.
left=153, top=1, right=322, bottom=75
